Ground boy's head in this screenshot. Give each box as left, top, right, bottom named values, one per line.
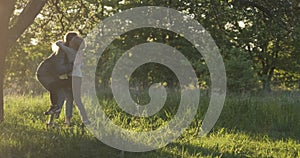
left=69, top=36, right=85, bottom=51
left=64, top=31, right=79, bottom=46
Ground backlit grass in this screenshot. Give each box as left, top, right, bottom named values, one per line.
left=0, top=93, right=299, bottom=158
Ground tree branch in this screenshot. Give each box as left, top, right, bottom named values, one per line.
left=8, top=0, right=48, bottom=45
left=0, top=0, right=17, bottom=39
left=234, top=0, right=273, bottom=17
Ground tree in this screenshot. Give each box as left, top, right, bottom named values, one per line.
left=231, top=0, right=300, bottom=92
left=2, top=0, right=299, bottom=107
left=0, top=0, right=48, bottom=123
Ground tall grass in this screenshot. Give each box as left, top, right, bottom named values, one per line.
left=216, top=93, right=300, bottom=138
left=0, top=93, right=299, bottom=158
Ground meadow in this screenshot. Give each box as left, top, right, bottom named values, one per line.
left=0, top=93, right=300, bottom=158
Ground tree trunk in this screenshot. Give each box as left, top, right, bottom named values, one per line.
left=0, top=0, right=48, bottom=123
left=0, top=5, right=10, bottom=123
left=263, top=78, right=271, bottom=94
left=0, top=36, right=9, bottom=123
left=0, top=52, right=5, bottom=123
left=0, top=67, right=3, bottom=123
left=262, top=67, right=275, bottom=94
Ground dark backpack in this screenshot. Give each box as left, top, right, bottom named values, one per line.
left=37, top=51, right=73, bottom=76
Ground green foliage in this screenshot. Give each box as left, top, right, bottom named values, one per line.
left=5, top=31, right=50, bottom=94
left=224, top=48, right=259, bottom=93
left=5, top=0, right=300, bottom=94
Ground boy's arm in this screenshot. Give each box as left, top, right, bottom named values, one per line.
left=56, top=41, right=77, bottom=63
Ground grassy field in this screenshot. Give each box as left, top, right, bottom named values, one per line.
left=0, top=93, right=300, bottom=158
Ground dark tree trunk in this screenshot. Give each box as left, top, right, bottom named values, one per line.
left=0, top=49, right=7, bottom=123
left=0, top=0, right=48, bottom=123
left=0, top=25, right=10, bottom=123
left=0, top=0, right=14, bottom=123
left=262, top=67, right=275, bottom=94
left=0, top=57, right=4, bottom=123
left=263, top=78, right=271, bottom=93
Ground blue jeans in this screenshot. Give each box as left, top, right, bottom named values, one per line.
left=65, top=87, right=73, bottom=118
left=47, top=79, right=70, bottom=109
left=37, top=74, right=66, bottom=107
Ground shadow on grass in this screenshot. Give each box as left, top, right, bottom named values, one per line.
left=0, top=118, right=122, bottom=158
left=0, top=117, right=244, bottom=158
left=118, top=141, right=249, bottom=158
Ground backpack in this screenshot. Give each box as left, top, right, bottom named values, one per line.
left=36, top=51, right=72, bottom=76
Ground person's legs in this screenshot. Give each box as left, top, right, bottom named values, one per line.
left=37, top=75, right=60, bottom=115
left=46, top=88, right=66, bottom=125
left=44, top=87, right=65, bottom=115
left=49, top=89, right=57, bottom=106
left=48, top=78, right=71, bottom=90
left=37, top=75, right=56, bottom=105
left=64, top=86, right=74, bottom=125
left=57, top=89, right=66, bottom=109
left=44, top=79, right=70, bottom=115
left=72, top=76, right=89, bottom=123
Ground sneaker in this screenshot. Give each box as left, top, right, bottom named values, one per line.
left=44, top=105, right=61, bottom=115
left=54, top=113, right=60, bottom=119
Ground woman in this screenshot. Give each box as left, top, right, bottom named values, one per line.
left=56, top=36, right=90, bottom=125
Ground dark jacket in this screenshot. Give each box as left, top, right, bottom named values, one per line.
left=36, top=49, right=72, bottom=90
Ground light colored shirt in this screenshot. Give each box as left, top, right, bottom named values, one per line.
left=56, top=42, right=83, bottom=77
left=72, top=51, right=83, bottom=77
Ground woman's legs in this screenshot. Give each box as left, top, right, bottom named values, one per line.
left=64, top=86, right=74, bottom=125
left=72, top=77, right=89, bottom=123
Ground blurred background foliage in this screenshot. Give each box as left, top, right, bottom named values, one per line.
left=4, top=0, right=300, bottom=95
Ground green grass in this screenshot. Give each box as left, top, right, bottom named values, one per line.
left=0, top=94, right=300, bottom=158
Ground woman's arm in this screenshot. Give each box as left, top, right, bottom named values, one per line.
left=56, top=41, right=77, bottom=63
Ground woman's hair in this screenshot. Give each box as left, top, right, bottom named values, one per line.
left=64, top=31, right=79, bottom=46
left=70, top=36, right=85, bottom=51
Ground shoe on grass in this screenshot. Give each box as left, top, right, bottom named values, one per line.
left=44, top=105, right=61, bottom=115
left=64, top=117, right=72, bottom=127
